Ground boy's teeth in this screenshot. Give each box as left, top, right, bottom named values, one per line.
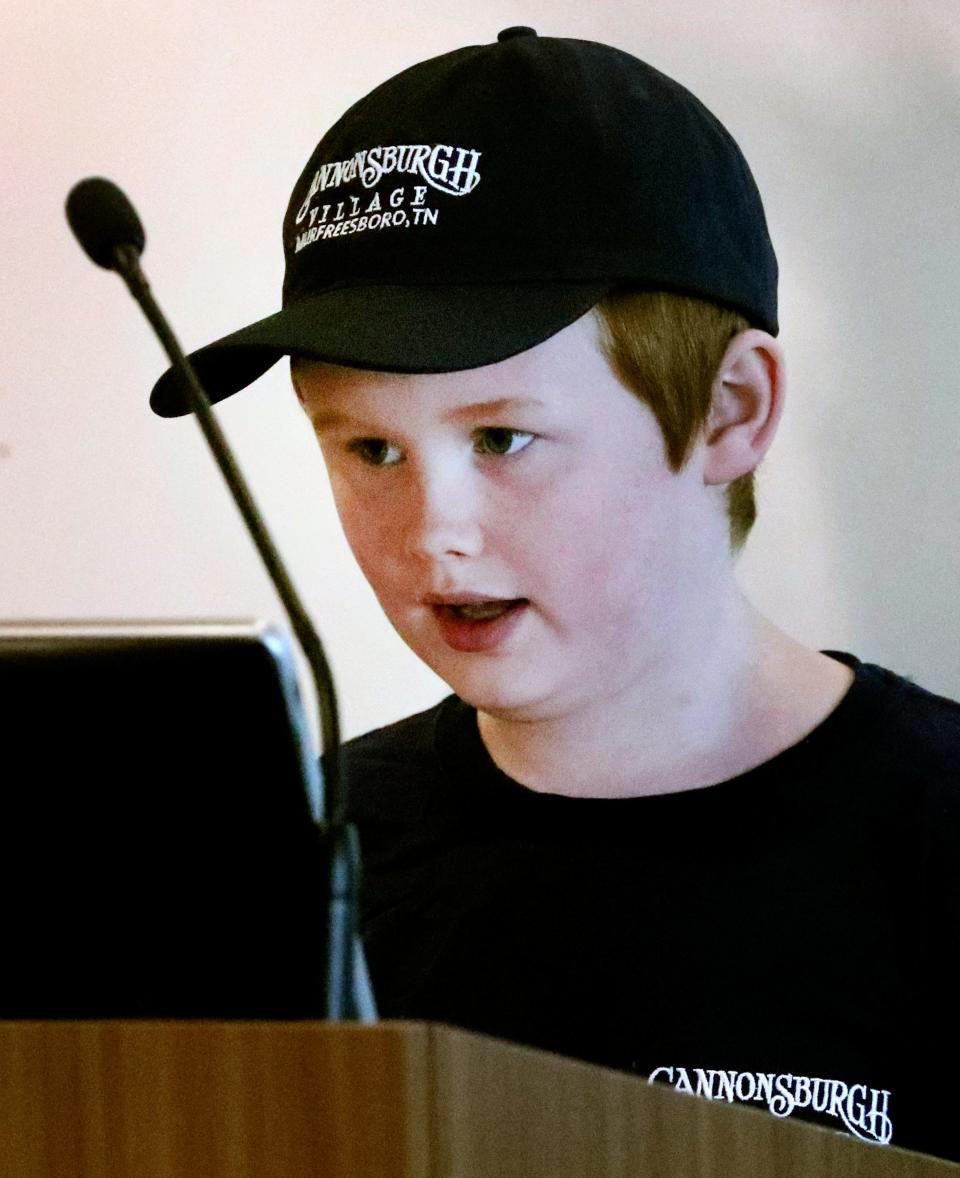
left=452, top=601, right=512, bottom=620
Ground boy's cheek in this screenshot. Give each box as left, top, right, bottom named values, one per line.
left=342, top=520, right=410, bottom=596
left=343, top=523, right=389, bottom=576
left=329, top=481, right=392, bottom=552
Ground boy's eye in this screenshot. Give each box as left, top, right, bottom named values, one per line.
left=347, top=437, right=403, bottom=466
left=473, top=427, right=534, bottom=457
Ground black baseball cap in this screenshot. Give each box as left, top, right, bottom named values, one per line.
left=150, top=27, right=778, bottom=418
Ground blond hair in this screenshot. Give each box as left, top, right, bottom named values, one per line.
left=593, top=289, right=756, bottom=555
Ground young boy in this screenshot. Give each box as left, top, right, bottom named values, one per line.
left=151, top=29, right=960, bottom=1161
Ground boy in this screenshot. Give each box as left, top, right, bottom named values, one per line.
left=151, top=29, right=960, bottom=1160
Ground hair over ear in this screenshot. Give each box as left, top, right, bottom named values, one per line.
left=594, top=289, right=757, bottom=556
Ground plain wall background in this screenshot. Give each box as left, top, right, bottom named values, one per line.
left=3, top=0, right=958, bottom=743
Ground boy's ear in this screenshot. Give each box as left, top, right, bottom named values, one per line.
left=701, top=329, right=785, bottom=486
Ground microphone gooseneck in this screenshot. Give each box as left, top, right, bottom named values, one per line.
left=65, top=177, right=374, bottom=1022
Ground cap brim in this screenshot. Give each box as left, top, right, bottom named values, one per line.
left=149, top=282, right=613, bottom=418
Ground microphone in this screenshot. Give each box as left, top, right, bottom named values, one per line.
left=65, top=176, right=375, bottom=1022
left=66, top=177, right=145, bottom=271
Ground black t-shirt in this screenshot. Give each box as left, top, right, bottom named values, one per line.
left=341, top=651, right=960, bottom=1160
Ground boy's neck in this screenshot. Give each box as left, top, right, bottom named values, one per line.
left=475, top=593, right=855, bottom=799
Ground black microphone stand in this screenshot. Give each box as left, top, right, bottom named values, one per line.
left=109, top=240, right=375, bottom=1022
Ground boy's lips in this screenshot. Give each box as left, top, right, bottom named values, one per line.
left=422, top=591, right=524, bottom=606
left=424, top=594, right=530, bottom=652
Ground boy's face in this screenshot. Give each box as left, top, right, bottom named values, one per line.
left=295, top=312, right=724, bottom=721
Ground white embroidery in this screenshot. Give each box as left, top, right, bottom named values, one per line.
left=647, top=1066, right=893, bottom=1145
left=295, top=143, right=482, bottom=223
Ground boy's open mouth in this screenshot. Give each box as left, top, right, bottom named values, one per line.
left=441, top=599, right=527, bottom=621
left=429, top=597, right=530, bottom=652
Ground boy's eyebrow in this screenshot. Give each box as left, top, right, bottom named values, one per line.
left=307, top=407, right=366, bottom=434
left=308, top=397, right=547, bottom=434
left=445, top=396, right=547, bottom=420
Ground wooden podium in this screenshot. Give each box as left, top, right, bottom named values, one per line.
left=0, top=1021, right=956, bottom=1177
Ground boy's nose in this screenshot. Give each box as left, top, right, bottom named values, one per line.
left=404, top=468, right=484, bottom=562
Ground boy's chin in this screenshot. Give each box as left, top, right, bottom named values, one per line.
left=439, top=670, right=560, bottom=722
left=400, top=627, right=563, bottom=719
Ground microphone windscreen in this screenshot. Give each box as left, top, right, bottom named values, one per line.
left=66, top=177, right=146, bottom=269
